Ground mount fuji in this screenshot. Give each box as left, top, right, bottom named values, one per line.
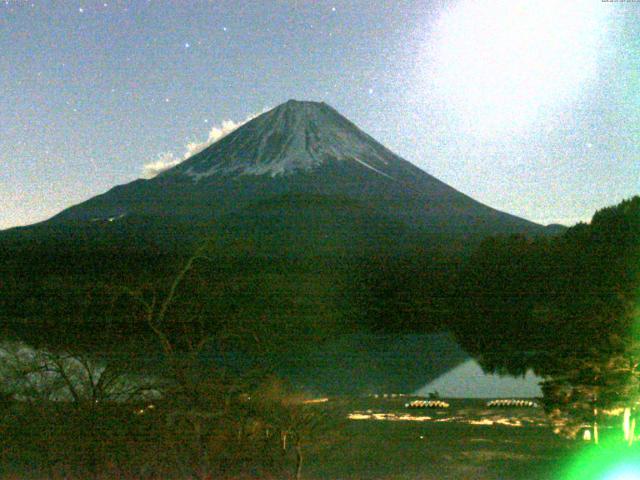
left=0, top=100, right=559, bottom=395
left=17, top=99, right=552, bottom=253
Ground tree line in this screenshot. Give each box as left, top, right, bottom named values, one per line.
left=451, top=196, right=640, bottom=441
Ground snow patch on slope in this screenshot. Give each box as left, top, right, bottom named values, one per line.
left=352, top=157, right=395, bottom=180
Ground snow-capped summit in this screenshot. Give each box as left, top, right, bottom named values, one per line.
left=168, top=100, right=396, bottom=180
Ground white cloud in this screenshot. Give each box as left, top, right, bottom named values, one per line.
left=184, top=115, right=259, bottom=159
left=141, top=111, right=264, bottom=179
left=142, top=152, right=182, bottom=179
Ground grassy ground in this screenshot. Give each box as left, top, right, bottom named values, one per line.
left=0, top=396, right=586, bottom=480
left=303, top=397, right=577, bottom=480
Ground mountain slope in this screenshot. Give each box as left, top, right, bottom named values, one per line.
left=38, top=99, right=546, bottom=251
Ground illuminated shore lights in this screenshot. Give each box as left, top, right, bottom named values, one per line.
left=486, top=399, right=538, bottom=408
left=405, top=400, right=450, bottom=409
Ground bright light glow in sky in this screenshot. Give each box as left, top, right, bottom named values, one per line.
left=431, top=0, right=610, bottom=136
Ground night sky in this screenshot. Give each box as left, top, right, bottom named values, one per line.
left=2, top=0, right=639, bottom=230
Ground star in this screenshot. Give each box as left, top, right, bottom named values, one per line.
left=331, top=6, right=336, bottom=12
left=78, top=7, right=84, bottom=13
left=165, top=98, right=170, bottom=103
left=368, top=88, right=374, bottom=95
left=586, top=142, right=593, bottom=149
left=184, top=42, right=190, bottom=48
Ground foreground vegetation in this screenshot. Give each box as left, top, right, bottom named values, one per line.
left=0, top=359, right=334, bottom=480
left=0, top=395, right=588, bottom=480
left=0, top=196, right=637, bottom=478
